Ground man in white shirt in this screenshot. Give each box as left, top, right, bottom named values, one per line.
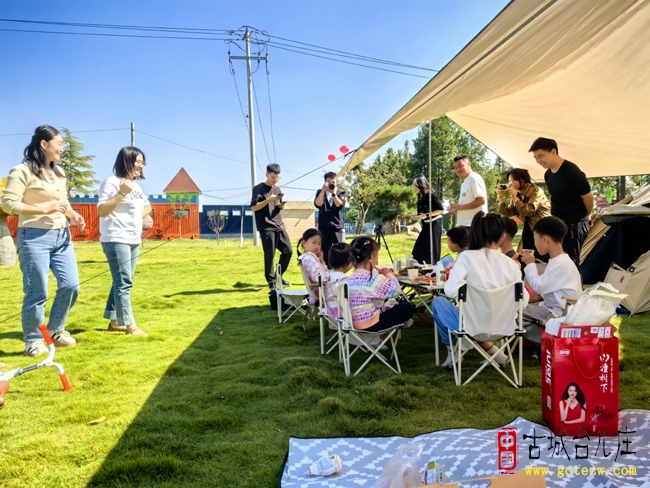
left=449, top=154, right=488, bottom=227
left=520, top=216, right=582, bottom=343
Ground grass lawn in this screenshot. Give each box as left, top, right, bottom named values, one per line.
left=0, top=234, right=648, bottom=487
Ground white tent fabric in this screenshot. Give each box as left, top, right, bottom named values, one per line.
left=340, top=0, right=650, bottom=180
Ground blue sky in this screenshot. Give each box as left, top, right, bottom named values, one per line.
left=0, top=0, right=509, bottom=206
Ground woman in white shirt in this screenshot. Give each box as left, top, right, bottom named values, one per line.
left=97, top=147, right=151, bottom=336
left=432, top=212, right=529, bottom=368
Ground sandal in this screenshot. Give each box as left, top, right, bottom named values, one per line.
left=108, top=322, right=126, bottom=332
left=125, top=325, right=148, bottom=337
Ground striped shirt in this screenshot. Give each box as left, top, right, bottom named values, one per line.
left=348, top=268, right=399, bottom=329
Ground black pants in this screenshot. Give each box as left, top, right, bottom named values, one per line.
left=260, top=230, right=293, bottom=285
left=563, top=218, right=590, bottom=268
left=363, top=302, right=415, bottom=332
left=412, top=220, right=442, bottom=265
left=521, top=223, right=549, bottom=262
left=320, top=228, right=344, bottom=267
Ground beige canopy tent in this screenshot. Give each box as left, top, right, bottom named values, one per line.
left=581, top=185, right=650, bottom=313
left=339, top=0, right=650, bottom=180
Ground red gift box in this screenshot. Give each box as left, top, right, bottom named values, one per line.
left=541, top=330, right=619, bottom=436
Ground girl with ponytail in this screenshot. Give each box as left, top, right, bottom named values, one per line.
left=431, top=212, right=530, bottom=368
left=347, top=237, right=415, bottom=332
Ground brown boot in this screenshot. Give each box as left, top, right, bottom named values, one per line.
left=125, top=325, right=148, bottom=337
left=108, top=321, right=126, bottom=332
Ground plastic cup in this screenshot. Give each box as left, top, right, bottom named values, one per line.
left=407, top=269, right=418, bottom=281
left=522, top=249, right=535, bottom=256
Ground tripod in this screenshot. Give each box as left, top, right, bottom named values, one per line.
left=374, top=224, right=393, bottom=262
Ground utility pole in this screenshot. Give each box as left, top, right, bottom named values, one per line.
left=131, top=122, right=135, bottom=147
left=231, top=28, right=268, bottom=246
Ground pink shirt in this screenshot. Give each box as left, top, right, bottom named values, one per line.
left=348, top=268, right=399, bottom=329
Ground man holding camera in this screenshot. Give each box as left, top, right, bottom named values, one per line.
left=251, top=164, right=293, bottom=288
left=314, top=172, right=346, bottom=266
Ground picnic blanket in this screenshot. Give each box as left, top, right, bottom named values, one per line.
left=280, top=409, right=650, bottom=487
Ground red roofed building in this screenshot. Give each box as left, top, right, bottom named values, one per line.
left=163, top=167, right=201, bottom=198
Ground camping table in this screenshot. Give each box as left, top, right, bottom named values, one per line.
left=397, top=276, right=446, bottom=365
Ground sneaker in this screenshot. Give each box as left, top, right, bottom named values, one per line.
left=24, top=342, right=48, bottom=357
left=532, top=348, right=541, bottom=361
left=51, top=331, right=77, bottom=347
left=281, top=279, right=291, bottom=287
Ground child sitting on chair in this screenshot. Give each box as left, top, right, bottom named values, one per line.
left=520, top=216, right=582, bottom=344
left=348, top=237, right=415, bottom=332
left=432, top=212, right=530, bottom=368
left=324, top=243, right=353, bottom=317
left=446, top=226, right=469, bottom=254
left=298, top=228, right=329, bottom=293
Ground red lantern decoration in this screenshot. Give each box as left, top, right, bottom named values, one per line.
left=340, top=145, right=350, bottom=154
left=327, top=154, right=336, bottom=162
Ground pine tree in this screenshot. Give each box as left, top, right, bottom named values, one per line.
left=58, top=128, right=99, bottom=197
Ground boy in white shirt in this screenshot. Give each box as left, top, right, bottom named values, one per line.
left=520, top=216, right=582, bottom=343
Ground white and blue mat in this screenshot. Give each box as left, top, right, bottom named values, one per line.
left=280, top=409, right=650, bottom=487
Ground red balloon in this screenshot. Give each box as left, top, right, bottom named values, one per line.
left=340, top=145, right=350, bottom=154
left=327, top=154, right=336, bottom=162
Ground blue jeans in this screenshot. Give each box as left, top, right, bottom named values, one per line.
left=431, top=296, right=460, bottom=346
left=102, top=242, right=139, bottom=327
left=17, top=228, right=80, bottom=344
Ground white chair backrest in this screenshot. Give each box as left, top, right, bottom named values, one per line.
left=297, top=256, right=319, bottom=302
left=336, top=282, right=355, bottom=331
left=460, top=281, right=523, bottom=337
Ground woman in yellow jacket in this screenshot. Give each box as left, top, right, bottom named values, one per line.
left=1, top=125, right=85, bottom=357
left=497, top=168, right=551, bottom=257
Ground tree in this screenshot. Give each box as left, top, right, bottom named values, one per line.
left=368, top=184, right=416, bottom=234
left=339, top=143, right=411, bottom=233
left=167, top=194, right=193, bottom=239
left=58, top=128, right=99, bottom=197
left=207, top=210, right=228, bottom=245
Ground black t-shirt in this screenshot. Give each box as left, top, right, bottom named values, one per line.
left=251, top=182, right=285, bottom=232
left=417, top=192, right=444, bottom=216
left=314, top=188, right=346, bottom=230
left=544, top=160, right=591, bottom=224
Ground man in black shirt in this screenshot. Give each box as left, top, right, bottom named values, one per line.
left=314, top=172, right=346, bottom=266
left=251, top=164, right=293, bottom=288
left=529, top=137, right=594, bottom=266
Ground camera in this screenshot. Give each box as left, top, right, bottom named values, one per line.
left=498, top=184, right=509, bottom=191
left=328, top=181, right=336, bottom=190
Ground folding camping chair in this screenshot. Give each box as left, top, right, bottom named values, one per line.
left=449, top=281, right=525, bottom=388
left=336, top=281, right=404, bottom=376
left=316, top=275, right=343, bottom=357
left=276, top=263, right=311, bottom=326
left=295, top=257, right=320, bottom=332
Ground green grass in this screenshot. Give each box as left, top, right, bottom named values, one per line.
left=0, top=235, right=648, bottom=487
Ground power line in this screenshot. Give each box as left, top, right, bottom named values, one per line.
left=265, top=66, right=278, bottom=164
left=0, top=128, right=128, bottom=137
left=267, top=39, right=438, bottom=72
left=267, top=44, right=431, bottom=79
left=0, top=27, right=231, bottom=41
left=0, top=18, right=229, bottom=34
left=251, top=77, right=273, bottom=165
left=134, top=130, right=247, bottom=164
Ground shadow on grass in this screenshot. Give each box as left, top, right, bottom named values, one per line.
left=163, top=287, right=263, bottom=297
left=0, top=331, right=23, bottom=341
left=87, top=304, right=297, bottom=487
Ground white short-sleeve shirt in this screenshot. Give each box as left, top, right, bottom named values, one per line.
left=456, top=171, right=488, bottom=227
left=98, top=176, right=150, bottom=244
